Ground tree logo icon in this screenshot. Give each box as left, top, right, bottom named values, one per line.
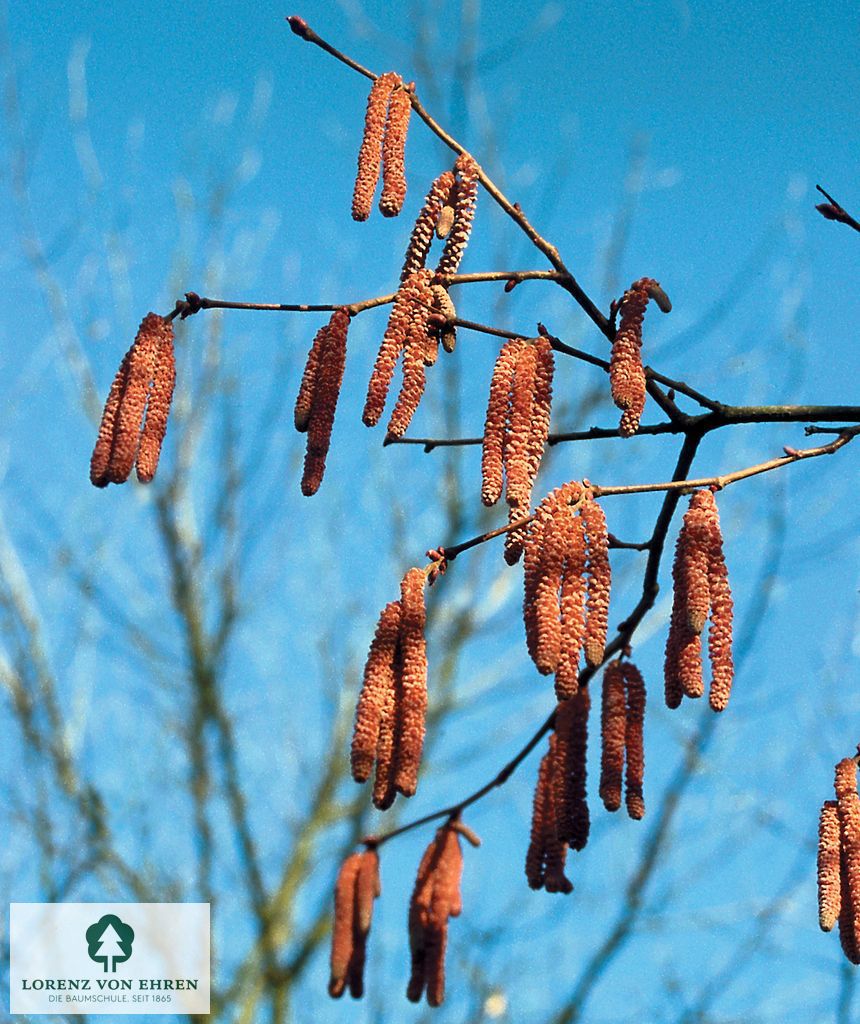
left=85, top=914, right=135, bottom=973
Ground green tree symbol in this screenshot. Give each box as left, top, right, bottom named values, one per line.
left=85, top=914, right=135, bottom=973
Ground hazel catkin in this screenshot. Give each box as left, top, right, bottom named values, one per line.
left=90, top=312, right=175, bottom=487
left=481, top=339, right=525, bottom=507
left=581, top=498, right=611, bottom=668
left=379, top=83, right=412, bottom=217
left=623, top=661, right=646, bottom=820
left=393, top=568, right=428, bottom=798
left=435, top=153, right=479, bottom=277
left=351, top=601, right=401, bottom=784
left=818, top=799, right=841, bottom=932
left=609, top=277, right=669, bottom=437
left=407, top=824, right=466, bottom=1007
left=401, top=171, right=456, bottom=281
left=599, top=660, right=626, bottom=812
left=328, top=848, right=381, bottom=1000
left=300, top=308, right=350, bottom=496
left=352, top=72, right=400, bottom=222
left=136, top=322, right=176, bottom=483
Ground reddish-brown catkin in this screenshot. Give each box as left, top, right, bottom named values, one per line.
left=697, top=491, right=735, bottom=712
left=301, top=308, right=349, bottom=496
left=623, top=662, right=646, bottom=820
left=680, top=498, right=712, bottom=635
left=609, top=280, right=649, bottom=437
left=379, top=84, right=412, bottom=217
left=599, top=660, right=626, bottom=812
left=401, top=171, right=457, bottom=281
left=532, top=510, right=569, bottom=676
left=525, top=744, right=553, bottom=891
left=386, top=298, right=431, bottom=437
left=363, top=270, right=429, bottom=427
left=819, top=800, right=841, bottom=932
left=294, top=322, right=329, bottom=432
left=839, top=844, right=860, bottom=965
left=351, top=601, right=402, bottom=784
left=372, top=642, right=400, bottom=811
left=835, top=758, right=860, bottom=954
left=355, top=848, right=381, bottom=933
left=90, top=346, right=133, bottom=487
left=665, top=521, right=704, bottom=704
left=526, top=733, right=573, bottom=894
left=435, top=153, right=479, bottom=276
left=407, top=825, right=464, bottom=1007
left=93, top=313, right=164, bottom=485
left=394, top=568, right=428, bottom=797
left=581, top=499, right=611, bottom=667
left=352, top=72, right=400, bottom=221
left=525, top=336, right=554, bottom=490
left=555, top=690, right=591, bottom=851
left=136, top=320, right=176, bottom=483
left=482, top=339, right=524, bottom=506
left=555, top=513, right=587, bottom=700
left=504, top=343, right=539, bottom=511
left=328, top=853, right=362, bottom=998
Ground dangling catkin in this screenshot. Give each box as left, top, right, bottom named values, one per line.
left=835, top=757, right=860, bottom=960
left=435, top=153, right=479, bottom=276
left=609, top=277, right=669, bottom=437
left=581, top=498, right=611, bottom=667
left=819, top=800, right=841, bottom=932
left=294, top=322, right=329, bottom=432
left=532, top=510, right=569, bottom=675
left=387, top=273, right=435, bottom=437
left=504, top=343, right=539, bottom=511
left=393, top=568, right=428, bottom=798
left=481, top=339, right=525, bottom=507
left=136, top=321, right=176, bottom=483
left=555, top=513, right=587, bottom=700
left=623, top=661, right=646, bottom=820
left=90, top=312, right=172, bottom=487
left=401, top=171, right=456, bottom=281
left=599, top=660, right=626, bottom=812
left=697, top=491, right=734, bottom=712
left=301, top=308, right=349, bottom=496
left=379, top=83, right=412, bottom=217
left=525, top=337, right=554, bottom=489
left=525, top=731, right=573, bottom=894
left=328, top=848, right=381, bottom=999
left=351, top=601, right=401, bottom=784
left=329, top=853, right=362, bottom=998
left=363, top=269, right=431, bottom=428
left=407, top=824, right=465, bottom=1007
left=352, top=72, right=400, bottom=222
left=555, top=691, right=591, bottom=851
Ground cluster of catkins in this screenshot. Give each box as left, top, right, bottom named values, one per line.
left=362, top=154, right=479, bottom=438
left=351, top=567, right=428, bottom=809
left=609, top=277, right=671, bottom=437
left=352, top=72, right=412, bottom=220
left=293, top=307, right=350, bottom=495
left=664, top=489, right=734, bottom=712
left=526, top=692, right=591, bottom=893
left=482, top=336, right=555, bottom=563
left=599, top=659, right=646, bottom=819
left=818, top=757, right=860, bottom=964
left=329, top=820, right=478, bottom=1007
left=89, top=313, right=176, bottom=487
left=521, top=482, right=611, bottom=697
left=328, top=847, right=381, bottom=998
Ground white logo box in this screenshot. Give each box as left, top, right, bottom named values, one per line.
left=9, top=903, right=210, bottom=1015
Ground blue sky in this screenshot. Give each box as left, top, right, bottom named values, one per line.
left=2, top=1, right=860, bottom=1022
